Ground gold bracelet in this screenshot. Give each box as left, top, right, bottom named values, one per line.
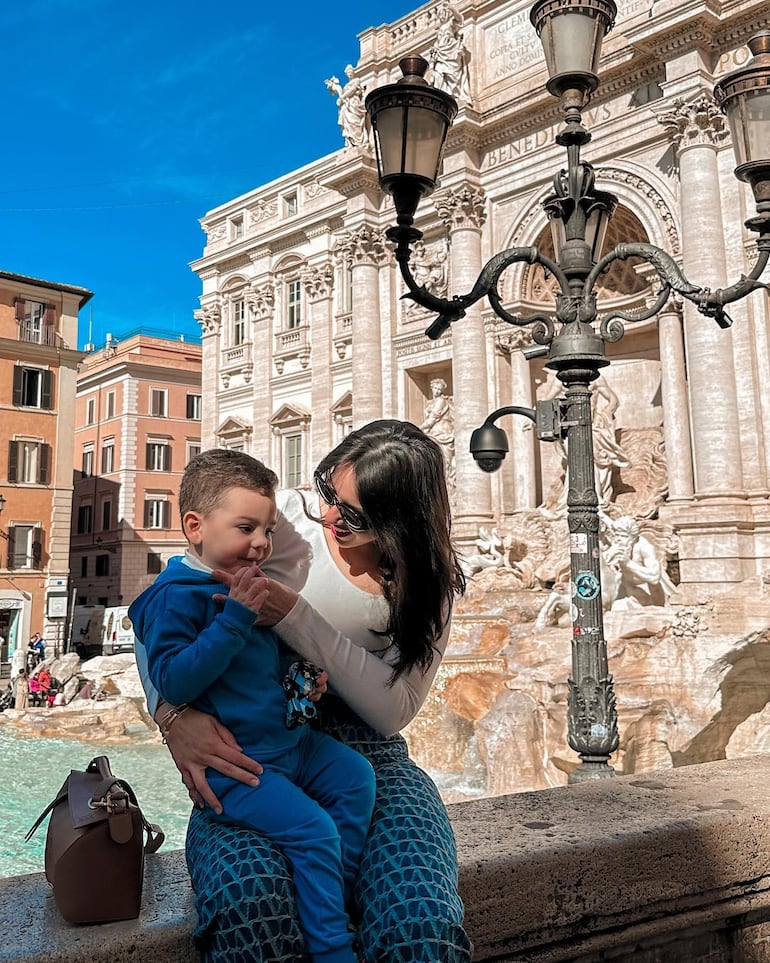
left=159, top=703, right=190, bottom=744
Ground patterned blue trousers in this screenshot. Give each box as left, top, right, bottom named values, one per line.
left=186, top=705, right=473, bottom=962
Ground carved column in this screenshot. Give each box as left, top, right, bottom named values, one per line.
left=434, top=184, right=493, bottom=536
left=195, top=302, right=221, bottom=449
left=658, top=96, right=742, bottom=495
left=497, top=329, right=537, bottom=510
left=657, top=295, right=694, bottom=501
left=303, top=263, right=335, bottom=469
left=246, top=283, right=275, bottom=459
left=338, top=226, right=387, bottom=426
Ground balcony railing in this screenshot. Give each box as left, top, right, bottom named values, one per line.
left=17, top=322, right=65, bottom=348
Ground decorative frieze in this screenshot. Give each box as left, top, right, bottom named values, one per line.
left=248, top=199, right=278, bottom=226
left=434, top=185, right=487, bottom=231
left=599, top=168, right=681, bottom=255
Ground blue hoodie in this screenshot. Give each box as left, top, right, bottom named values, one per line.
left=129, top=557, right=303, bottom=760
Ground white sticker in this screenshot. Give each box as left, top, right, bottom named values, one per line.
left=570, top=532, right=588, bottom=554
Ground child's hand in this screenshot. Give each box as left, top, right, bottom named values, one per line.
left=309, top=670, right=328, bottom=703
left=226, top=565, right=270, bottom=615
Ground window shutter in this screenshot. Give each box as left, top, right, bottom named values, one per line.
left=8, top=441, right=18, bottom=483
left=32, top=527, right=43, bottom=568
left=163, top=445, right=171, bottom=472
left=6, top=528, right=16, bottom=569
left=144, top=502, right=151, bottom=528
left=145, top=443, right=152, bottom=470
left=162, top=501, right=171, bottom=529
left=39, top=444, right=51, bottom=485
left=186, top=395, right=193, bottom=419
left=44, top=304, right=56, bottom=325
left=41, top=370, right=53, bottom=409
left=12, top=368, right=23, bottom=407
left=14, top=299, right=25, bottom=321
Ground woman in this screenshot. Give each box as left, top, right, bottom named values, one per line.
left=137, top=420, right=472, bottom=962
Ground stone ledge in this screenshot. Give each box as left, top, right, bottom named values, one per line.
left=2, top=755, right=770, bottom=962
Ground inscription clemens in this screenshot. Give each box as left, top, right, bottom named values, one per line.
left=484, top=12, right=540, bottom=82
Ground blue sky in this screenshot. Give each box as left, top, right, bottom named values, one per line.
left=0, top=0, right=418, bottom=349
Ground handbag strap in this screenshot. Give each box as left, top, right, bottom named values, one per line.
left=24, top=790, right=67, bottom=842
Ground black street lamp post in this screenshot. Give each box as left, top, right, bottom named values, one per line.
left=366, top=1, right=770, bottom=782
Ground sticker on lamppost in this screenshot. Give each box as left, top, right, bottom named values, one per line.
left=574, top=572, right=600, bottom=601
left=570, top=532, right=587, bottom=554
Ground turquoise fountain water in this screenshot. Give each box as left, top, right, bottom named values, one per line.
left=0, top=727, right=192, bottom=878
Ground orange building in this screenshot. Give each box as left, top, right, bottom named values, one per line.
left=71, top=332, right=202, bottom=614
left=0, top=270, right=93, bottom=665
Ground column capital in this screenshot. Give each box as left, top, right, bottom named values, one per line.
left=302, top=263, right=335, bottom=302
left=246, top=283, right=274, bottom=321
left=195, top=303, right=221, bottom=337
left=657, top=94, right=729, bottom=153
left=334, top=225, right=388, bottom=267
left=434, top=184, right=487, bottom=231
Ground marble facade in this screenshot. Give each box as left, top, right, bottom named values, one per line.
left=191, top=0, right=770, bottom=595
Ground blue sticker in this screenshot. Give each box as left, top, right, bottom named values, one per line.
left=574, top=571, right=600, bottom=601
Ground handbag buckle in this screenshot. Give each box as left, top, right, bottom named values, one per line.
left=89, top=788, right=129, bottom=815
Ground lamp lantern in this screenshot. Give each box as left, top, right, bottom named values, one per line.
left=530, top=0, right=617, bottom=98
left=365, top=56, right=458, bottom=228
left=714, top=31, right=770, bottom=224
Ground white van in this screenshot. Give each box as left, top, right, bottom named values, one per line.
left=102, top=606, right=135, bottom=655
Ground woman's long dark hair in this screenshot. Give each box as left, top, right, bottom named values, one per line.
left=315, top=419, right=466, bottom=681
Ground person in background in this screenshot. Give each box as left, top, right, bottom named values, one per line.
left=136, top=420, right=472, bottom=963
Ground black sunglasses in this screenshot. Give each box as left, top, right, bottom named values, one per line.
left=314, top=471, right=371, bottom=532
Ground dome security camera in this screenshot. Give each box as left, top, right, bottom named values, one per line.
left=469, top=422, right=509, bottom=473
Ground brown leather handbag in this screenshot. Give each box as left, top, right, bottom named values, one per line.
left=26, top=755, right=164, bottom=924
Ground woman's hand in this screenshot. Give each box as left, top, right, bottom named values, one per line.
left=156, top=703, right=262, bottom=814
left=212, top=567, right=299, bottom=626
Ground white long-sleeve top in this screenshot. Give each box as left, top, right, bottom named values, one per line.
left=136, top=489, right=452, bottom=736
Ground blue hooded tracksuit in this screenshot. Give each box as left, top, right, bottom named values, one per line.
left=129, top=557, right=376, bottom=963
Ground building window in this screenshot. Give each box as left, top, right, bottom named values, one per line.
left=101, top=442, right=115, bottom=474
left=146, top=441, right=171, bottom=472
left=16, top=300, right=54, bottom=344
left=82, top=447, right=94, bottom=477
left=101, top=499, right=112, bottom=531
left=8, top=440, right=50, bottom=485
left=286, top=280, right=302, bottom=329
left=95, top=554, right=110, bottom=576
left=230, top=216, right=244, bottom=239
left=144, top=498, right=171, bottom=529
left=77, top=504, right=93, bottom=534
left=284, top=433, right=302, bottom=488
left=284, top=193, right=298, bottom=217
left=12, top=367, right=53, bottom=409
left=7, top=524, right=43, bottom=570
left=147, top=552, right=163, bottom=575
left=106, top=391, right=115, bottom=419
left=150, top=388, right=167, bottom=417
left=232, top=298, right=246, bottom=346
left=186, top=394, right=202, bottom=420
left=80, top=556, right=88, bottom=577
left=86, top=397, right=96, bottom=425
left=187, top=441, right=202, bottom=464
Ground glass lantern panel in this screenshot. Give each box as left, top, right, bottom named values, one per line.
left=372, top=106, right=408, bottom=178
left=728, top=87, right=770, bottom=166
left=401, top=107, right=449, bottom=182
left=543, top=13, right=604, bottom=77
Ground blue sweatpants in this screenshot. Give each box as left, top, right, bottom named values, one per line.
left=207, top=727, right=375, bottom=963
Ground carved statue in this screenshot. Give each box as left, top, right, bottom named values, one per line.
left=428, top=3, right=471, bottom=103
left=421, top=377, right=456, bottom=489
left=591, top=377, right=631, bottom=508
left=325, top=65, right=369, bottom=149
left=462, top=527, right=506, bottom=578
left=405, top=239, right=449, bottom=313
left=601, top=514, right=676, bottom=609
